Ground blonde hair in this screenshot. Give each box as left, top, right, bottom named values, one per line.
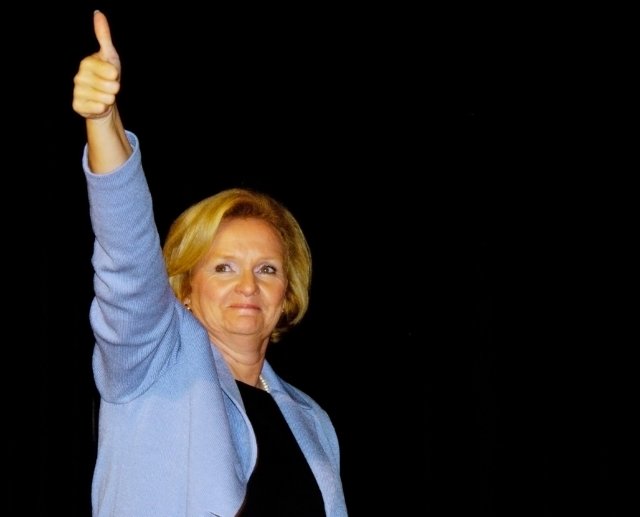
left=163, top=188, right=312, bottom=342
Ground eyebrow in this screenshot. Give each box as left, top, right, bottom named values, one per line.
left=210, top=253, right=283, bottom=263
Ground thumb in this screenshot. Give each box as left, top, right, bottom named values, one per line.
left=93, top=10, right=120, bottom=66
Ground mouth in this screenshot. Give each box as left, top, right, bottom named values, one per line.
left=229, top=304, right=260, bottom=311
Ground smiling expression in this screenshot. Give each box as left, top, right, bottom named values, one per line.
left=186, top=217, right=288, bottom=348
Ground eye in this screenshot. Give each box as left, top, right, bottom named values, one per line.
left=257, top=264, right=277, bottom=275
left=214, top=263, right=233, bottom=273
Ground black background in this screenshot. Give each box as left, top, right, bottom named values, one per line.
left=20, top=2, right=625, bottom=516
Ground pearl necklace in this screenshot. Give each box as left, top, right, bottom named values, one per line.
left=259, top=374, right=270, bottom=393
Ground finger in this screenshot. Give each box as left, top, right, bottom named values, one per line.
left=77, top=55, right=121, bottom=84
left=72, top=97, right=117, bottom=119
left=74, top=72, right=120, bottom=102
left=93, top=10, right=119, bottom=65
left=72, top=54, right=121, bottom=119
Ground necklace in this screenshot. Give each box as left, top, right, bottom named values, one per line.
left=259, top=374, right=270, bottom=393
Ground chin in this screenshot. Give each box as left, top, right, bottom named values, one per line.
left=229, top=323, right=262, bottom=335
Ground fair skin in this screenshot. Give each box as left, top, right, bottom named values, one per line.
left=72, top=10, right=131, bottom=173
left=72, top=11, right=284, bottom=389
left=185, top=218, right=287, bottom=386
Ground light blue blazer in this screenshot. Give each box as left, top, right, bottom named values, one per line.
left=83, top=132, right=348, bottom=517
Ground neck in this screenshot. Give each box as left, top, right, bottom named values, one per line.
left=212, top=342, right=267, bottom=389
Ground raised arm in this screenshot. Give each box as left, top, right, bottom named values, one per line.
left=72, top=10, right=132, bottom=173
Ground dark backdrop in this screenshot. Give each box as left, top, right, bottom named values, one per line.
left=25, top=3, right=621, bottom=516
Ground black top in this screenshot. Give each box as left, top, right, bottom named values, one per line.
left=236, top=380, right=326, bottom=517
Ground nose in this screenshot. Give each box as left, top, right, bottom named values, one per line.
left=235, top=270, right=259, bottom=296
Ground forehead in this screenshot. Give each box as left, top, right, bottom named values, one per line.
left=212, top=217, right=283, bottom=254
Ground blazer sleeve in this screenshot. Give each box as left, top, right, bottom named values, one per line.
left=84, top=131, right=181, bottom=403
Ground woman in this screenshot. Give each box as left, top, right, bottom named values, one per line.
left=72, top=10, right=347, bottom=517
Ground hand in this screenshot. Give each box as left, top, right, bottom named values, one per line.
left=72, top=11, right=122, bottom=119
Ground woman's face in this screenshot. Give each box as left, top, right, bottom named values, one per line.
left=187, top=217, right=287, bottom=347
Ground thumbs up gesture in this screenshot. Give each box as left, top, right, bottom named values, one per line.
left=72, top=11, right=122, bottom=119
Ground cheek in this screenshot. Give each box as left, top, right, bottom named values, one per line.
left=207, top=284, right=228, bottom=302
left=193, top=278, right=225, bottom=303
left=273, top=281, right=287, bottom=301
left=262, top=283, right=286, bottom=307
left=275, top=289, right=288, bottom=312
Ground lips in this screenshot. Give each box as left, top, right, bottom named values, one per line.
left=229, top=304, right=260, bottom=311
